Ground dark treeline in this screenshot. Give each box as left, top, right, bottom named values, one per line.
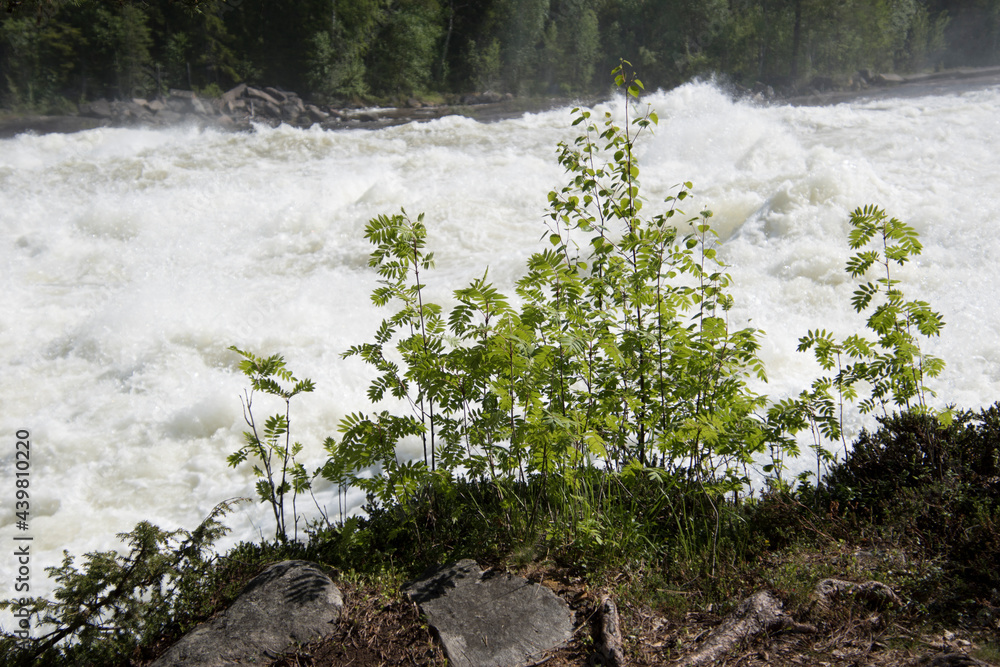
left=1, top=0, right=999, bottom=112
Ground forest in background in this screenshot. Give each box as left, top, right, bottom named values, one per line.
left=1, top=0, right=999, bottom=112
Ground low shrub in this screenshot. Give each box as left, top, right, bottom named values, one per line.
left=821, top=404, right=1000, bottom=609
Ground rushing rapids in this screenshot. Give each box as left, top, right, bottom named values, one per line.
left=1, top=79, right=999, bottom=610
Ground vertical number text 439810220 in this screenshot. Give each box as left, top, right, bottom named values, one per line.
left=12, top=429, right=32, bottom=639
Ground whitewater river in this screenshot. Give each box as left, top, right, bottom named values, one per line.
left=2, top=80, right=999, bottom=615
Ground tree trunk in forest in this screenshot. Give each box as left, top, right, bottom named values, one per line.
left=791, top=0, right=802, bottom=81
left=440, top=0, right=454, bottom=84
left=758, top=0, right=768, bottom=79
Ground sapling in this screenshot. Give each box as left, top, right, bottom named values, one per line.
left=228, top=346, right=315, bottom=543
left=795, top=205, right=947, bottom=486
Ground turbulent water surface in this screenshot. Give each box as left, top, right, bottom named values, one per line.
left=2, top=80, right=999, bottom=612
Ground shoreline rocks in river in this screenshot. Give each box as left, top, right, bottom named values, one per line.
left=0, top=83, right=526, bottom=139
left=3, top=65, right=1000, bottom=139
left=778, top=63, right=1000, bottom=106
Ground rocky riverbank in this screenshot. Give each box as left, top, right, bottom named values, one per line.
left=3, top=65, right=999, bottom=139
left=0, top=83, right=573, bottom=139
left=779, top=64, right=1000, bottom=105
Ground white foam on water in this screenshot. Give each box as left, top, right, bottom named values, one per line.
left=2, top=80, right=1000, bottom=622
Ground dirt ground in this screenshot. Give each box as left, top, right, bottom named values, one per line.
left=266, top=568, right=998, bottom=667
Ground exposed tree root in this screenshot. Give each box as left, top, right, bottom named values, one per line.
left=811, top=578, right=903, bottom=612
left=676, top=590, right=816, bottom=666
left=592, top=597, right=626, bottom=667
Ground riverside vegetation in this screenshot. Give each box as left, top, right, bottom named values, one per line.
left=2, top=65, right=999, bottom=666
left=2, top=0, right=994, bottom=114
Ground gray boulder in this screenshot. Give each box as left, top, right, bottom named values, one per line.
left=151, top=560, right=342, bottom=667
left=404, top=560, right=574, bottom=667
left=306, top=104, right=330, bottom=122
left=221, top=83, right=247, bottom=105
left=264, top=86, right=289, bottom=102
left=223, top=98, right=247, bottom=114
left=253, top=99, right=283, bottom=118
left=80, top=98, right=113, bottom=118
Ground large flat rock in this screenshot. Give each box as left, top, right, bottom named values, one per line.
left=152, top=560, right=342, bottom=666
left=404, top=560, right=574, bottom=667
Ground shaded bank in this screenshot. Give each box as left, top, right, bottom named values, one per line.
left=4, top=65, right=1000, bottom=140
left=783, top=64, right=1000, bottom=106
left=0, top=86, right=590, bottom=139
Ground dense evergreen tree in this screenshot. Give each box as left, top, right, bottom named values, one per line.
left=931, top=0, right=1000, bottom=66
left=0, top=0, right=994, bottom=111
left=365, top=0, right=442, bottom=96
left=538, top=0, right=600, bottom=93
